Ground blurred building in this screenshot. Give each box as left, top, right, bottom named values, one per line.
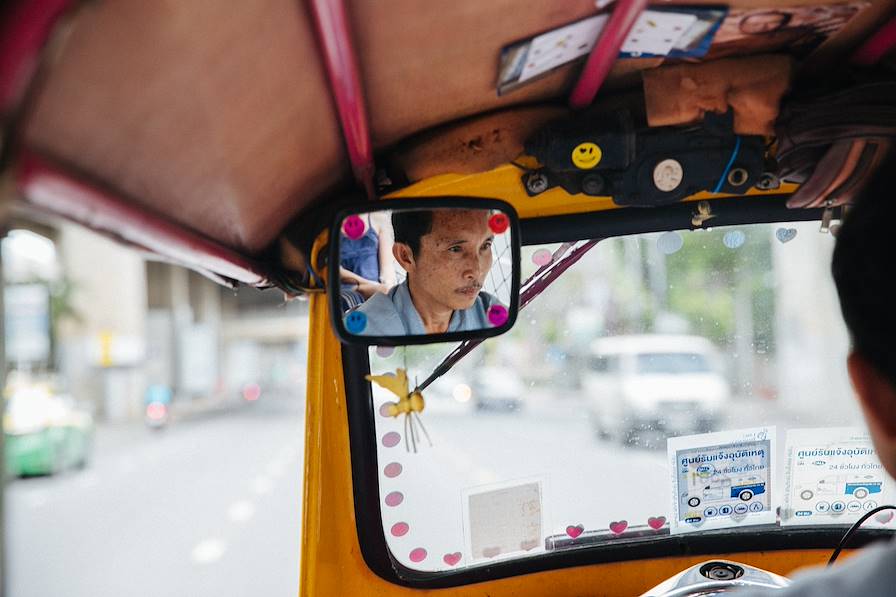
left=4, top=217, right=308, bottom=423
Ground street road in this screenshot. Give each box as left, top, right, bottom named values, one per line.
left=6, top=393, right=305, bottom=597
left=6, top=386, right=860, bottom=591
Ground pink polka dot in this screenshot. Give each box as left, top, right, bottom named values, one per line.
left=385, top=491, right=404, bottom=507
left=532, top=249, right=552, bottom=267
left=376, top=346, right=395, bottom=358
left=384, top=462, right=403, bottom=478
left=342, top=215, right=366, bottom=240
left=487, top=304, right=509, bottom=327
left=391, top=522, right=409, bottom=537
left=379, top=403, right=393, bottom=417
left=382, top=432, right=400, bottom=447
left=409, top=548, right=427, bottom=563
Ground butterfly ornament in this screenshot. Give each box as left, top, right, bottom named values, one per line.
left=366, top=368, right=432, bottom=453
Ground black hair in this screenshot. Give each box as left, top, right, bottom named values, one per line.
left=391, top=210, right=433, bottom=256
left=832, top=152, right=896, bottom=389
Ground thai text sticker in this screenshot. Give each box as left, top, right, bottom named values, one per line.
left=668, top=427, right=775, bottom=534
left=782, top=428, right=895, bottom=527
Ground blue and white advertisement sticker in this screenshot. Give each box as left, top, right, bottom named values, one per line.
left=668, top=427, right=775, bottom=534
left=782, top=428, right=895, bottom=527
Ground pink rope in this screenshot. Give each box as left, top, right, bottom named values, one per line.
left=420, top=240, right=600, bottom=390
left=0, top=0, right=73, bottom=114
left=308, top=0, right=376, bottom=200
left=852, top=15, right=896, bottom=66
left=569, top=0, right=648, bottom=110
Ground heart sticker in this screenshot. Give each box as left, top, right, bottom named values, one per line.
left=532, top=249, right=553, bottom=267
left=409, top=548, right=427, bottom=563
left=443, top=552, right=462, bottom=566
left=482, top=546, right=502, bottom=558
left=381, top=432, right=401, bottom=447
left=489, top=213, right=510, bottom=234
left=647, top=516, right=666, bottom=530
left=343, top=215, right=366, bottom=240
left=776, top=228, right=797, bottom=243
left=391, top=522, right=409, bottom=537
left=384, top=491, right=404, bottom=507
left=609, top=520, right=628, bottom=535
left=876, top=510, right=895, bottom=524
left=487, top=304, right=509, bottom=327
left=383, top=462, right=403, bottom=478
left=566, top=524, right=584, bottom=538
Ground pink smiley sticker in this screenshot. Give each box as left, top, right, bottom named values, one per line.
left=382, top=432, right=401, bottom=447
left=487, top=304, right=509, bottom=327
left=343, top=215, right=366, bottom=240
left=409, top=548, right=427, bottom=563
left=532, top=249, right=552, bottom=267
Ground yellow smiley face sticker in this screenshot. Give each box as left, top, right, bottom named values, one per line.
left=571, top=142, right=602, bottom=170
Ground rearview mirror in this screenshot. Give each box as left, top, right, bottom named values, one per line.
left=329, top=198, right=520, bottom=345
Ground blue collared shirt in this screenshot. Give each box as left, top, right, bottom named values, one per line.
left=352, top=279, right=499, bottom=336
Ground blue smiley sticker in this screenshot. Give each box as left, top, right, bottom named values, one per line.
left=345, top=311, right=368, bottom=334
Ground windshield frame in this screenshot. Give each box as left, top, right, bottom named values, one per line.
left=341, top=195, right=894, bottom=588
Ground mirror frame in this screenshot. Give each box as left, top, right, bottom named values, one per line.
left=328, top=197, right=521, bottom=346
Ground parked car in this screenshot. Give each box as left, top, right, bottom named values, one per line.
left=472, top=367, right=525, bottom=413
left=583, top=335, right=730, bottom=444
left=4, top=385, right=94, bottom=477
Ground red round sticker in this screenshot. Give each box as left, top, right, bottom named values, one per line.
left=489, top=213, right=509, bottom=234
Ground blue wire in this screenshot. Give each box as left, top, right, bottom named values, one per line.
left=713, top=136, right=742, bottom=194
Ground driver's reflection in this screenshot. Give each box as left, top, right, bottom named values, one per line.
left=351, top=209, right=502, bottom=335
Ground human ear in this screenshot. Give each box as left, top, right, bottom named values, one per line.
left=848, top=352, right=896, bottom=440
left=393, top=243, right=416, bottom=273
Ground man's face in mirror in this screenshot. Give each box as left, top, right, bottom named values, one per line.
left=396, top=209, right=495, bottom=311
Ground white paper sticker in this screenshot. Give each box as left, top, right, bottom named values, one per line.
left=518, top=15, right=609, bottom=84
left=668, top=427, right=776, bottom=534
left=464, top=480, right=543, bottom=561
left=783, top=428, right=894, bottom=527
left=621, top=11, right=698, bottom=57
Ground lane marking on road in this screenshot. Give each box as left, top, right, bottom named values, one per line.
left=228, top=500, right=256, bottom=523
left=191, top=538, right=227, bottom=564
left=252, top=476, right=274, bottom=495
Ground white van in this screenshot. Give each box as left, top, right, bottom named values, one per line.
left=583, top=335, right=730, bottom=444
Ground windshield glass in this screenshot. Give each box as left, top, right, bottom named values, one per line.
left=636, top=353, right=712, bottom=375
left=366, top=221, right=896, bottom=573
